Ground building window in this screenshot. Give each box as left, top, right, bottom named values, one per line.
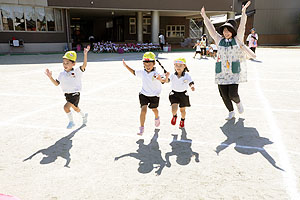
left=143, top=18, right=151, bottom=34
left=1, top=5, right=14, bottom=31
left=166, top=25, right=185, bottom=38
left=129, top=17, right=136, bottom=34
left=13, top=6, right=25, bottom=31
left=25, top=6, right=36, bottom=31
left=46, top=8, right=55, bottom=31
left=55, top=9, right=62, bottom=31
left=35, top=7, right=47, bottom=31
left=0, top=5, right=63, bottom=32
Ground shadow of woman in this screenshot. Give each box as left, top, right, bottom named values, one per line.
left=165, top=128, right=200, bottom=168
left=216, top=118, right=283, bottom=170
left=114, top=128, right=166, bottom=176
left=23, top=124, right=86, bottom=168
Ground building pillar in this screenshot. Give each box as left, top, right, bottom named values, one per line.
left=227, top=11, right=235, bottom=20
left=137, top=11, right=143, bottom=43
left=65, top=9, right=71, bottom=50
left=151, top=11, right=159, bottom=44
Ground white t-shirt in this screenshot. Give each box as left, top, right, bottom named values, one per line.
left=159, top=35, right=165, bottom=44
left=170, top=73, right=193, bottom=92
left=135, top=69, right=162, bottom=97
left=210, top=44, right=217, bottom=50
left=57, top=67, right=84, bottom=93
left=196, top=44, right=201, bottom=51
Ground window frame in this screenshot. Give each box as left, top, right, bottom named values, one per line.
left=0, top=5, right=64, bottom=33
left=129, top=17, right=136, bottom=34
left=143, top=17, right=151, bottom=34
left=166, top=25, right=185, bottom=38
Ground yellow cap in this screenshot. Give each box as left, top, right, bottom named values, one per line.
left=174, top=57, right=186, bottom=65
left=63, top=51, right=77, bottom=62
left=143, top=52, right=156, bottom=61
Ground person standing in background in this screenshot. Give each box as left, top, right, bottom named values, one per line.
left=246, top=28, right=258, bottom=53
left=159, top=33, right=165, bottom=51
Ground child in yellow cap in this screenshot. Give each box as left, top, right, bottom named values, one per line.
left=122, top=52, right=167, bottom=135
left=165, top=58, right=195, bottom=128
left=45, top=46, right=90, bottom=129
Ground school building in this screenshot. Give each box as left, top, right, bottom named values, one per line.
left=0, top=0, right=299, bottom=53
left=233, top=0, right=300, bottom=46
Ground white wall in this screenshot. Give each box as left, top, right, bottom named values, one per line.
left=0, top=43, right=66, bottom=53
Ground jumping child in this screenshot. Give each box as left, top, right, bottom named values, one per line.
left=123, top=52, right=166, bottom=135
left=165, top=58, right=195, bottom=128
left=45, top=46, right=90, bottom=129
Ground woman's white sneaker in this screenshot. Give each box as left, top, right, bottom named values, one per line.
left=236, top=102, right=244, bottom=114
left=82, top=113, right=88, bottom=125
left=225, top=111, right=235, bottom=120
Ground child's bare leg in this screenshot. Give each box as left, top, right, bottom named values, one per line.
left=70, top=104, right=80, bottom=112
left=193, top=52, right=196, bottom=58
left=64, top=102, right=72, bottom=113
left=140, top=105, right=147, bottom=127
left=180, top=107, right=186, bottom=119
left=171, top=104, right=179, bottom=116
left=152, top=108, right=159, bottom=119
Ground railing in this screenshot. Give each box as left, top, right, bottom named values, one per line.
left=189, top=19, right=202, bottom=39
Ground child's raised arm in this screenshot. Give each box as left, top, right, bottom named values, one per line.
left=122, top=59, right=135, bottom=75
left=45, top=69, right=59, bottom=86
left=81, top=45, right=90, bottom=72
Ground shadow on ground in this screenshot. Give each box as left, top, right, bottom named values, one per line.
left=165, top=127, right=200, bottom=167
left=114, top=128, right=166, bottom=176
left=23, top=124, right=86, bottom=168
left=216, top=118, right=283, bottom=170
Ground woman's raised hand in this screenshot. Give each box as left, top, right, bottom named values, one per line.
left=242, top=1, right=251, bottom=13
left=200, top=7, right=207, bottom=18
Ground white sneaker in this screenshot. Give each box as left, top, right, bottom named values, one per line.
left=67, top=121, right=75, bottom=129
left=225, top=111, right=235, bottom=120
left=82, top=113, right=88, bottom=125
left=236, top=102, right=244, bottom=114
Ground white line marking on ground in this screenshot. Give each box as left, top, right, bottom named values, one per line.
left=5, top=123, right=300, bottom=157
left=254, top=65, right=300, bottom=200
left=1, top=92, right=300, bottom=113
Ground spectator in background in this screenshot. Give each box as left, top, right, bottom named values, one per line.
left=208, top=41, right=218, bottom=59
left=200, top=34, right=208, bottom=58
left=246, top=28, right=258, bottom=53
left=88, top=35, right=95, bottom=49
left=158, top=33, right=165, bottom=51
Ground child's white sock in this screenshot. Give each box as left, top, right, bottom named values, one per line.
left=78, top=110, right=85, bottom=118
left=67, top=112, right=73, bottom=122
